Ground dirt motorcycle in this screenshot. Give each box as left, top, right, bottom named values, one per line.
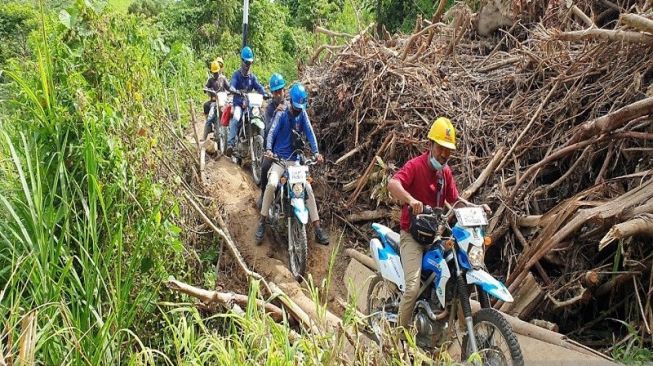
left=266, top=148, right=317, bottom=280
left=203, top=88, right=231, bottom=154
left=231, top=91, right=267, bottom=185
left=367, top=203, right=524, bottom=365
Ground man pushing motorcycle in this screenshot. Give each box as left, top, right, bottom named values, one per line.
left=256, top=83, right=330, bottom=246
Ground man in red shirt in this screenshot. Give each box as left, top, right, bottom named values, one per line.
left=388, top=116, right=460, bottom=331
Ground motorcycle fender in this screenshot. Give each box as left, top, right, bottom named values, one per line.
left=291, top=198, right=309, bottom=225
left=251, top=116, right=265, bottom=130
left=434, top=256, right=450, bottom=308
left=466, top=269, right=514, bottom=302
left=370, top=238, right=405, bottom=292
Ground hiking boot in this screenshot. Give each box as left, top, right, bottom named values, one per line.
left=314, top=227, right=329, bottom=245
left=225, top=145, right=234, bottom=157
left=255, top=218, right=267, bottom=245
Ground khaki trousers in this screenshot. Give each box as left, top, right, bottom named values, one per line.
left=260, top=161, right=319, bottom=222
left=398, top=230, right=424, bottom=329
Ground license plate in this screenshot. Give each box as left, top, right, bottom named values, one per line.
left=217, top=92, right=228, bottom=107
left=454, top=207, right=488, bottom=227
left=287, top=165, right=307, bottom=184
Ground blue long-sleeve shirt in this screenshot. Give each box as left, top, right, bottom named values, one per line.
left=267, top=108, right=319, bottom=160
left=230, top=69, right=266, bottom=107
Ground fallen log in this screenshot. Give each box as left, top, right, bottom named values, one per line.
left=346, top=209, right=389, bottom=223
left=554, top=28, right=653, bottom=44
left=166, top=278, right=286, bottom=323
left=345, top=248, right=378, bottom=272
left=568, top=97, right=653, bottom=145
left=621, top=13, right=653, bottom=35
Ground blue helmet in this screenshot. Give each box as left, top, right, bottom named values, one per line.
left=269, top=73, right=286, bottom=92
left=289, top=83, right=308, bottom=110
left=241, top=46, right=254, bottom=62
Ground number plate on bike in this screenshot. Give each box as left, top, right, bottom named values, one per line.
left=287, top=166, right=308, bottom=184
left=454, top=207, right=488, bottom=227
left=217, top=92, right=228, bottom=107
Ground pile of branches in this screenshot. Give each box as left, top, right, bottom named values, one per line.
left=304, top=0, right=653, bottom=351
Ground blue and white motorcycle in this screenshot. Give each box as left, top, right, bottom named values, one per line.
left=367, top=203, right=524, bottom=365
left=267, top=149, right=317, bottom=280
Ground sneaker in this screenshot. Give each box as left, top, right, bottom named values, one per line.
left=314, top=227, right=329, bottom=245
left=225, top=145, right=234, bottom=157
left=255, top=218, right=266, bottom=245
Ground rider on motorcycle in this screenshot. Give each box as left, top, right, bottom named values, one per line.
left=256, top=83, right=330, bottom=246
left=225, top=47, right=268, bottom=157
left=258, top=73, right=288, bottom=206
left=202, top=57, right=229, bottom=141
left=387, top=117, right=461, bottom=332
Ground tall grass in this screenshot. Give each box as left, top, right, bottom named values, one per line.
left=0, top=1, right=203, bottom=363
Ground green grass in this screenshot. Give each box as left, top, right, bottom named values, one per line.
left=108, top=0, right=132, bottom=12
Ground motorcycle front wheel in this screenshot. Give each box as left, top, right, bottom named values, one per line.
left=366, top=274, right=400, bottom=344
left=250, top=134, right=264, bottom=186
left=218, top=126, right=227, bottom=155
left=287, top=216, right=307, bottom=280
left=461, top=308, right=524, bottom=366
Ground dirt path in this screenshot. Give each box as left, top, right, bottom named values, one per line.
left=193, top=123, right=350, bottom=326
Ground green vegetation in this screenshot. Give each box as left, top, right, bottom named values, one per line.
left=0, top=0, right=461, bottom=364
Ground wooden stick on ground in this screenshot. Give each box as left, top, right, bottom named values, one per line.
left=599, top=213, right=653, bottom=250
left=166, top=278, right=286, bottom=322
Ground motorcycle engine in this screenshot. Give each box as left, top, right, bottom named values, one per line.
left=414, top=300, right=448, bottom=349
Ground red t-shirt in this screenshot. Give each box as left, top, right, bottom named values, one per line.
left=392, top=152, right=460, bottom=231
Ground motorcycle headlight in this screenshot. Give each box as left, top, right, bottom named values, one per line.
left=292, top=183, right=304, bottom=198
left=468, top=246, right=485, bottom=268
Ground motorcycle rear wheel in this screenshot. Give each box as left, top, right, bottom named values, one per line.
left=462, top=308, right=524, bottom=366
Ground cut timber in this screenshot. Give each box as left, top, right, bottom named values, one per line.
left=166, top=278, right=286, bottom=323
left=346, top=209, right=389, bottom=223
left=599, top=213, right=653, bottom=250
left=499, top=272, right=544, bottom=318
left=344, top=248, right=378, bottom=272
left=315, top=26, right=354, bottom=38
left=554, top=28, right=653, bottom=45
left=621, top=13, right=653, bottom=35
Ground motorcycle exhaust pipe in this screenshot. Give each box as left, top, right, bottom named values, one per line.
left=415, top=300, right=449, bottom=321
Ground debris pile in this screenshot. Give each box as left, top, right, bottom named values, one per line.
left=304, top=0, right=653, bottom=350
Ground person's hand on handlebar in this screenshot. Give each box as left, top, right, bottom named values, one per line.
left=264, top=150, right=274, bottom=158
left=316, top=153, right=324, bottom=164
left=409, top=198, right=424, bottom=215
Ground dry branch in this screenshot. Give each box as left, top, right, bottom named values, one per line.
left=621, top=13, right=653, bottom=34
left=166, top=278, right=286, bottom=322
left=599, top=213, right=653, bottom=250
left=554, top=29, right=653, bottom=44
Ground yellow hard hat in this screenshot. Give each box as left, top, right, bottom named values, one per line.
left=210, top=60, right=221, bottom=73
left=427, top=117, right=457, bottom=150
left=215, top=57, right=224, bottom=67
